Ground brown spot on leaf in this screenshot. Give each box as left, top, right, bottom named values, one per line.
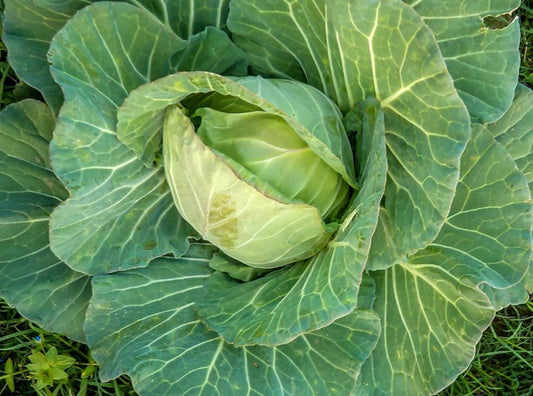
left=207, top=193, right=238, bottom=249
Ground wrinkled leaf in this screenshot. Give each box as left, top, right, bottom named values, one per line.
left=356, top=124, right=531, bottom=394
left=172, top=26, right=249, bottom=76
left=0, top=100, right=90, bottom=342
left=405, top=0, right=521, bottom=122
left=85, top=248, right=381, bottom=395
left=486, top=84, right=533, bottom=193
left=2, top=0, right=91, bottom=112
left=427, top=125, right=531, bottom=306
left=356, top=265, right=494, bottom=395
left=2, top=0, right=232, bottom=111
left=130, top=0, right=231, bottom=39
left=484, top=83, right=533, bottom=292
left=48, top=2, right=192, bottom=275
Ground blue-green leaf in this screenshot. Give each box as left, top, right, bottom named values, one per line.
left=486, top=84, right=533, bottom=194
left=356, top=124, right=531, bottom=394
left=355, top=266, right=494, bottom=395
left=171, top=26, right=249, bottom=76
left=484, top=83, right=533, bottom=293
left=47, top=2, right=192, bottom=275
left=85, top=247, right=381, bottom=395
left=2, top=0, right=92, bottom=112
left=405, top=0, right=521, bottom=122
left=130, top=0, right=231, bottom=39
left=0, top=100, right=90, bottom=343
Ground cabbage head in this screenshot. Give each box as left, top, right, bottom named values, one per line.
left=161, top=76, right=355, bottom=268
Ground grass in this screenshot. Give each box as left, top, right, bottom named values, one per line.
left=0, top=300, right=137, bottom=395
left=0, top=3, right=532, bottom=396
left=438, top=301, right=533, bottom=396
left=1, top=299, right=530, bottom=396
left=0, top=33, right=16, bottom=108
left=519, top=1, right=533, bottom=88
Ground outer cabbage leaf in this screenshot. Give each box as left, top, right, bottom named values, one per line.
left=228, top=0, right=471, bottom=270
left=208, top=253, right=268, bottom=282
left=0, top=100, right=90, bottom=342
left=47, top=2, right=192, bottom=275
left=84, top=246, right=381, bottom=395
left=485, top=83, right=533, bottom=292
left=486, top=84, right=533, bottom=193
left=355, top=266, right=494, bottom=395
left=130, top=0, right=231, bottom=39
left=425, top=124, right=531, bottom=308
left=171, top=26, right=249, bottom=76
left=355, top=125, right=531, bottom=394
left=2, top=0, right=92, bottom=112
left=2, top=0, right=234, bottom=112
left=405, top=0, right=521, bottom=122
left=196, top=98, right=386, bottom=346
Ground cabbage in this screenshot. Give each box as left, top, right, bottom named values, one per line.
left=0, top=1, right=530, bottom=394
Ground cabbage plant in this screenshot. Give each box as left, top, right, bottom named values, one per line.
left=0, top=0, right=531, bottom=395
